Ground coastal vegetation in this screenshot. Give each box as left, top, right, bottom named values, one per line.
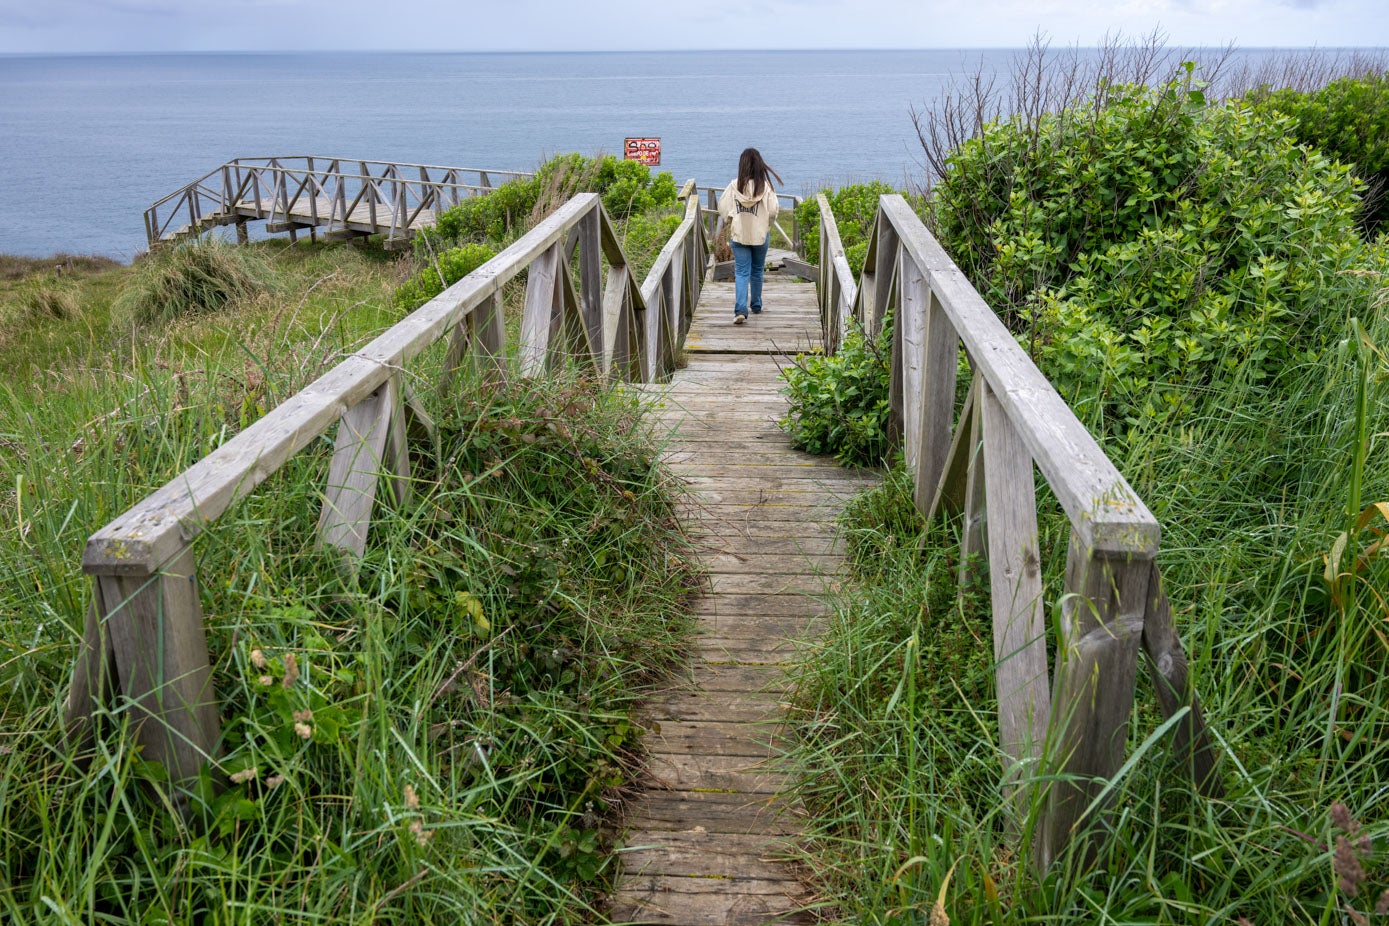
left=0, top=154, right=700, bottom=922
left=785, top=48, right=1389, bottom=923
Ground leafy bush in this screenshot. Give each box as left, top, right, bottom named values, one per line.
left=931, top=70, right=1372, bottom=433
left=621, top=208, right=683, bottom=281
left=115, top=238, right=266, bottom=324
left=428, top=153, right=677, bottom=249
left=780, top=318, right=892, bottom=467
left=393, top=241, right=496, bottom=310
left=795, top=181, right=900, bottom=267
left=1248, top=72, right=1389, bottom=235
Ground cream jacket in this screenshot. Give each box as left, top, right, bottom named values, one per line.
left=718, top=179, right=779, bottom=246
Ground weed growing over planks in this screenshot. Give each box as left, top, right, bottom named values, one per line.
left=0, top=238, right=698, bottom=922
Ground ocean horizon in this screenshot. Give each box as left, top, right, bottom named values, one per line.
left=0, top=47, right=1364, bottom=260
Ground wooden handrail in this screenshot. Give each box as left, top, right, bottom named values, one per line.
left=814, top=194, right=1219, bottom=870
left=67, top=189, right=709, bottom=799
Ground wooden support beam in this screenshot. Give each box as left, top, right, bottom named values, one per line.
left=520, top=242, right=562, bottom=377
left=98, top=546, right=220, bottom=790
left=959, top=380, right=987, bottom=593
left=579, top=210, right=604, bottom=363
left=928, top=375, right=978, bottom=523
left=1036, top=536, right=1149, bottom=872
left=980, top=381, right=1050, bottom=819
left=318, top=379, right=397, bottom=559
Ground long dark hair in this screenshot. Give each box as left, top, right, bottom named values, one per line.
left=737, top=148, right=783, bottom=197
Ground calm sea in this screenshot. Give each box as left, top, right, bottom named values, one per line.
left=0, top=48, right=1304, bottom=260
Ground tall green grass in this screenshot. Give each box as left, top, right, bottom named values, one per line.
left=0, top=237, right=699, bottom=922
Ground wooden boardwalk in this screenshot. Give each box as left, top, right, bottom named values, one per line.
left=613, top=276, right=877, bottom=925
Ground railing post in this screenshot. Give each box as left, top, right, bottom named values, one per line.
left=579, top=209, right=604, bottom=362
left=79, top=547, right=221, bottom=794
left=1036, top=536, right=1149, bottom=871
left=979, top=381, right=1051, bottom=821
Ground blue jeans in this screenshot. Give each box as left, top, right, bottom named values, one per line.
left=732, top=235, right=770, bottom=317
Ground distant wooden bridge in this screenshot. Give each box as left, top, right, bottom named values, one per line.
left=78, top=177, right=1220, bottom=923
left=144, top=156, right=529, bottom=249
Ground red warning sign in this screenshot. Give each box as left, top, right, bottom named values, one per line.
left=624, top=137, right=661, bottom=166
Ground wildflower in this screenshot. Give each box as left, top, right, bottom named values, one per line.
left=294, top=721, right=312, bottom=740
left=282, top=653, right=300, bottom=688
left=229, top=766, right=258, bottom=784
left=409, top=819, right=433, bottom=847
left=266, top=775, right=284, bottom=788
left=250, top=648, right=267, bottom=669
left=257, top=675, right=275, bottom=687
left=292, top=709, right=313, bottom=723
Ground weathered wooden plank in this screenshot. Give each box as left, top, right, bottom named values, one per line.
left=318, top=380, right=396, bottom=558
left=644, top=689, right=790, bottom=723
left=916, top=289, right=959, bottom=515
left=646, top=721, right=786, bottom=757
left=959, top=374, right=987, bottom=592
left=624, top=792, right=803, bottom=836
left=98, top=546, right=219, bottom=787
left=519, top=241, right=561, bottom=376
left=927, top=375, right=978, bottom=522
left=1036, top=537, right=1149, bottom=871
left=619, top=832, right=806, bottom=882
left=980, top=381, right=1050, bottom=816
left=641, top=753, right=789, bottom=794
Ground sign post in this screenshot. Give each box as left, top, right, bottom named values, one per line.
left=624, top=137, right=661, bottom=167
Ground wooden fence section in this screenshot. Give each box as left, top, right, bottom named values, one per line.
left=66, top=189, right=709, bottom=793
left=144, top=156, right=531, bottom=249
left=816, top=194, right=1221, bottom=870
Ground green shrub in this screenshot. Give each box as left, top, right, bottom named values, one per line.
left=620, top=208, right=683, bottom=281
left=780, top=318, right=892, bottom=467
left=795, top=181, right=900, bottom=268
left=931, top=70, right=1371, bottom=434
left=1249, top=71, right=1389, bottom=235
left=393, top=241, right=497, bottom=311
left=428, top=153, right=677, bottom=250
left=115, top=238, right=266, bottom=324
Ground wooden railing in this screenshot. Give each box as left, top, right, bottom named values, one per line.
left=144, top=157, right=531, bottom=248
left=816, top=194, right=1220, bottom=869
left=67, top=189, right=709, bottom=794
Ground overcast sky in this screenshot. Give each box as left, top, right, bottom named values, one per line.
left=0, top=0, right=1386, bottom=53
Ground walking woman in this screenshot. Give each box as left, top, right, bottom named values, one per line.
left=718, top=148, right=782, bottom=325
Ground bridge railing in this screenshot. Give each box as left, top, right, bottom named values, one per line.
left=816, top=194, right=1220, bottom=869
left=67, top=189, right=709, bottom=795
left=144, top=157, right=531, bottom=248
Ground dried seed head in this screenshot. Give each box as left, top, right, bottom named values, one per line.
left=409, top=818, right=433, bottom=847
left=405, top=784, right=420, bottom=811
left=250, top=649, right=267, bottom=669
left=266, top=775, right=284, bottom=788
left=292, top=709, right=314, bottom=723
left=257, top=675, right=275, bottom=687
left=229, top=766, right=258, bottom=784
left=1335, top=835, right=1367, bottom=896
left=294, top=721, right=313, bottom=740
left=1332, top=802, right=1357, bottom=835
left=282, top=653, right=300, bottom=688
